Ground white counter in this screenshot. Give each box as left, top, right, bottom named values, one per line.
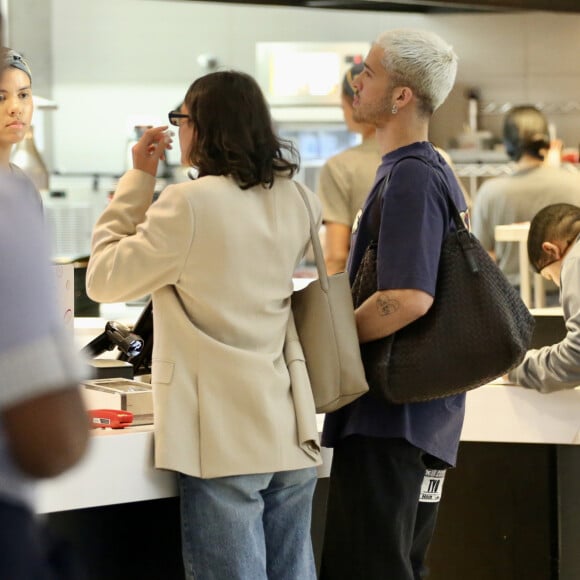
left=43, top=303, right=577, bottom=515
left=35, top=382, right=580, bottom=514
left=35, top=426, right=174, bottom=514
left=35, top=415, right=331, bottom=514
left=462, top=382, right=580, bottom=445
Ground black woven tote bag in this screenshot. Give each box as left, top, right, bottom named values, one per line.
left=351, top=160, right=535, bottom=404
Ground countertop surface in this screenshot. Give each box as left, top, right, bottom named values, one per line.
left=47, top=304, right=577, bottom=515
left=35, top=380, right=580, bottom=514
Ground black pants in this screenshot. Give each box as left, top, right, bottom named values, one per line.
left=320, top=436, right=447, bottom=580
left=0, top=500, right=87, bottom=580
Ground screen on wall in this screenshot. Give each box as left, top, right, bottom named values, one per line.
left=256, top=42, right=369, bottom=107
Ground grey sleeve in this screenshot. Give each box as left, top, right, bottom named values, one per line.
left=0, top=178, right=86, bottom=408
left=508, top=255, right=580, bottom=392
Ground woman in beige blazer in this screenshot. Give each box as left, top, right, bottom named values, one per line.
left=86, top=71, right=321, bottom=580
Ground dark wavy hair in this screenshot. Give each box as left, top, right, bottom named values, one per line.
left=528, top=203, right=580, bottom=272
left=183, top=71, right=299, bottom=189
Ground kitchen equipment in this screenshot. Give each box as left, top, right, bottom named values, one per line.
left=81, top=378, right=153, bottom=426
left=88, top=359, right=134, bottom=380
left=82, top=320, right=144, bottom=359
left=466, top=88, right=480, bottom=133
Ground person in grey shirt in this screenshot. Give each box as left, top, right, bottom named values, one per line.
left=508, top=203, right=580, bottom=392
left=0, top=172, right=89, bottom=578
left=472, top=105, right=580, bottom=288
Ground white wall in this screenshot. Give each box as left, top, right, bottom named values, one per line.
left=9, top=0, right=580, bottom=174
left=429, top=12, right=580, bottom=151
left=10, top=0, right=425, bottom=174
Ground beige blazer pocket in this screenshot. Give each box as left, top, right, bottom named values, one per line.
left=152, top=359, right=175, bottom=384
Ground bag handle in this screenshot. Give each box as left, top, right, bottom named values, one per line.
left=383, top=154, right=466, bottom=230
left=374, top=154, right=481, bottom=274
left=293, top=181, right=330, bottom=293
left=411, top=157, right=482, bottom=274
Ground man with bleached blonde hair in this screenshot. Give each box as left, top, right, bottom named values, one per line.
left=321, top=29, right=467, bottom=580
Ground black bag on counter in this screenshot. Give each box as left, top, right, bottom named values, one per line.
left=352, top=156, right=535, bottom=404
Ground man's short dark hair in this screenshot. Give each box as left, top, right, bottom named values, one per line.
left=528, top=203, right=580, bottom=272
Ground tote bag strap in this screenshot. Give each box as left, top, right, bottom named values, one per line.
left=369, top=154, right=481, bottom=273
left=293, top=181, right=330, bottom=293
left=396, top=155, right=482, bottom=274
left=398, top=155, right=482, bottom=273
left=371, top=154, right=467, bottom=236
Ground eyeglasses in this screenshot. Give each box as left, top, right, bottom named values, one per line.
left=539, top=259, right=561, bottom=280
left=168, top=111, right=190, bottom=127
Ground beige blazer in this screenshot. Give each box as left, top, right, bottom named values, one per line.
left=87, top=170, right=322, bottom=478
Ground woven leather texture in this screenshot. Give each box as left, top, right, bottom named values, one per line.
left=352, top=232, right=536, bottom=404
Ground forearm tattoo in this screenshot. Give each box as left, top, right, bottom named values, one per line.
left=376, top=295, right=400, bottom=317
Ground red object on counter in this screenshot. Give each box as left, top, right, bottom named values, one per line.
left=561, top=149, right=580, bottom=164
left=88, top=409, right=134, bottom=429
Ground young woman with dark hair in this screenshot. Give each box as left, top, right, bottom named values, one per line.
left=86, top=70, right=322, bottom=580
left=181, top=70, right=298, bottom=188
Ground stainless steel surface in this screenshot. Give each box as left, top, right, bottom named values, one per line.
left=81, top=378, right=154, bottom=426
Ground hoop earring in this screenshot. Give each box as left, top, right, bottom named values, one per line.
left=391, top=105, right=398, bottom=115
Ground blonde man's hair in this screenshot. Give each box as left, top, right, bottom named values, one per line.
left=375, top=29, right=458, bottom=116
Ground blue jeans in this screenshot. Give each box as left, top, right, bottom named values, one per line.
left=178, top=467, right=318, bottom=580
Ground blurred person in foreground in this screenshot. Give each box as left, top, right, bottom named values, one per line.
left=472, top=105, right=580, bottom=291
left=86, top=70, right=322, bottom=580
left=317, top=61, right=381, bottom=275
left=0, top=172, right=89, bottom=577
left=320, top=29, right=467, bottom=580
left=507, top=203, right=580, bottom=391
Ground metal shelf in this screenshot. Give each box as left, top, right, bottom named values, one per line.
left=451, top=162, right=514, bottom=199
left=480, top=101, right=580, bottom=116
left=453, top=162, right=513, bottom=178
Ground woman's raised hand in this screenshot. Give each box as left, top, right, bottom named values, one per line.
left=131, top=125, right=174, bottom=177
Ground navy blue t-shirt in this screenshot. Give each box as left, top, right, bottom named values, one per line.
left=321, top=142, right=467, bottom=467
